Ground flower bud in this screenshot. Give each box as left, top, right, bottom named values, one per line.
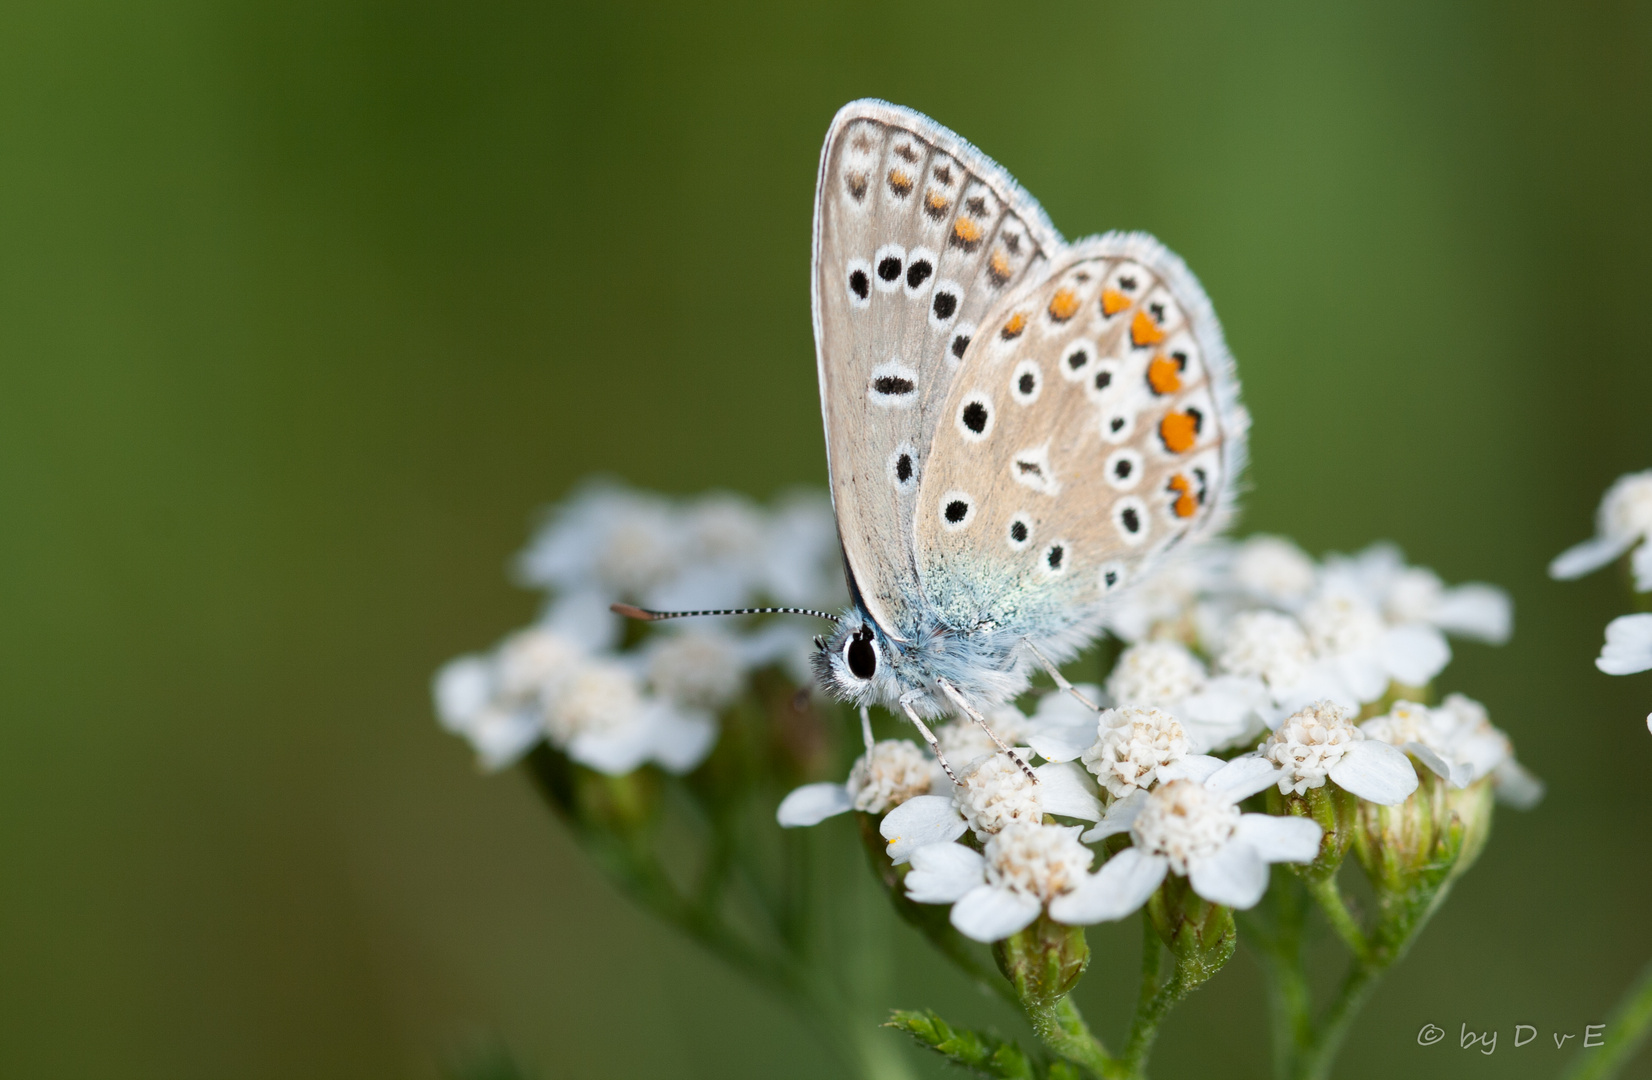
left=992, top=913, right=1091, bottom=1007
left=1351, top=769, right=1495, bottom=960
left=1267, top=782, right=1358, bottom=883
left=1147, top=873, right=1236, bottom=989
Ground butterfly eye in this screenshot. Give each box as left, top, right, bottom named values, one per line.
left=845, top=630, right=878, bottom=680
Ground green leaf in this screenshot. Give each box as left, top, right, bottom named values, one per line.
left=886, top=1009, right=1038, bottom=1079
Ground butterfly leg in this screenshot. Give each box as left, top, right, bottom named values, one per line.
left=859, top=705, right=876, bottom=754
left=936, top=679, right=1038, bottom=783
left=1022, top=639, right=1101, bottom=712
left=898, top=694, right=959, bottom=785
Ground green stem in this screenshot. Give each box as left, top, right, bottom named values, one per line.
left=1243, top=882, right=1313, bottom=1080
left=1307, top=876, right=1370, bottom=964
left=1561, top=958, right=1652, bottom=1080
left=1112, top=914, right=1194, bottom=1080
left=1021, top=995, right=1114, bottom=1079
left=1296, top=961, right=1382, bottom=1080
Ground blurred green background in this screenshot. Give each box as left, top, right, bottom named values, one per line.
left=3, top=1, right=1651, bottom=1076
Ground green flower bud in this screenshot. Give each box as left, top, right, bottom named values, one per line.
left=1147, top=873, right=1236, bottom=990
left=993, top=913, right=1091, bottom=1007
left=1267, top=782, right=1358, bottom=883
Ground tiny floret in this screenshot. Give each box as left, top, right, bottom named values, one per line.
left=954, top=752, right=1043, bottom=839
left=1081, top=706, right=1190, bottom=798
left=983, top=823, right=1093, bottom=903
left=1107, top=640, right=1207, bottom=706
left=1231, top=534, right=1318, bottom=605
left=1131, top=779, right=1242, bottom=876
left=848, top=739, right=935, bottom=814
left=1217, top=610, right=1313, bottom=689
left=1263, top=701, right=1363, bottom=796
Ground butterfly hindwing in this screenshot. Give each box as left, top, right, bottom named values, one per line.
left=812, top=100, right=1064, bottom=639
left=914, top=232, right=1248, bottom=651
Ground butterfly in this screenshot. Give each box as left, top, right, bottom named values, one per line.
left=617, top=100, right=1247, bottom=777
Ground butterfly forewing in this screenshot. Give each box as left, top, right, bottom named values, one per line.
left=812, top=100, right=1063, bottom=639
left=914, top=232, right=1248, bottom=646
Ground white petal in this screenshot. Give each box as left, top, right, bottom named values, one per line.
left=1158, top=754, right=1227, bottom=785
left=1633, top=542, right=1652, bottom=593
left=880, top=794, right=968, bottom=864
left=1328, top=740, right=1418, bottom=805
left=1188, top=840, right=1271, bottom=909
left=904, top=842, right=987, bottom=902
left=1493, top=759, right=1545, bottom=810
left=1029, top=730, right=1092, bottom=763
left=647, top=705, right=718, bottom=774
left=542, top=590, right=623, bottom=651
left=1335, top=651, right=1393, bottom=704
left=950, top=884, right=1043, bottom=942
left=1032, top=685, right=1104, bottom=728
left=1080, top=789, right=1148, bottom=843
left=567, top=724, right=653, bottom=776
left=1277, top=661, right=1360, bottom=714
left=1180, top=676, right=1267, bottom=727
left=1597, top=614, right=1652, bottom=675
left=1549, top=534, right=1633, bottom=580
left=1402, top=740, right=1462, bottom=785
left=1207, top=754, right=1283, bottom=802
left=1380, top=625, right=1452, bottom=687
left=467, top=707, right=543, bottom=771
left=1034, top=760, right=1104, bottom=822
left=776, top=782, right=854, bottom=827
left=1431, top=584, right=1513, bottom=644
left=1236, top=813, right=1322, bottom=863
left=1048, top=848, right=1169, bottom=924
left=433, top=656, right=493, bottom=730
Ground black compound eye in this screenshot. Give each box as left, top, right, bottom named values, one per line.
left=845, top=631, right=877, bottom=680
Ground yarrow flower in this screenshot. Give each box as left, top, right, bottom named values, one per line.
left=777, top=738, right=941, bottom=826
left=435, top=483, right=845, bottom=775
left=1258, top=700, right=1416, bottom=804
left=1549, top=468, right=1652, bottom=592
left=1049, top=756, right=1321, bottom=921
left=879, top=752, right=1103, bottom=864
left=904, top=823, right=1096, bottom=942
left=1362, top=695, right=1543, bottom=808
left=1102, top=641, right=1266, bottom=751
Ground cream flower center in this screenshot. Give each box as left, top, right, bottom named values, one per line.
left=983, top=823, right=1093, bottom=902
left=495, top=627, right=583, bottom=701
left=544, top=662, right=643, bottom=742
left=1300, top=592, right=1385, bottom=655
left=647, top=632, right=745, bottom=710
left=953, top=753, right=1042, bottom=839
left=1361, top=700, right=1437, bottom=748
left=1107, top=641, right=1207, bottom=706
left=1217, top=610, right=1313, bottom=688
left=1263, top=700, right=1362, bottom=796
left=1081, top=706, right=1189, bottom=798
left=1232, top=535, right=1318, bottom=603
left=848, top=739, right=934, bottom=814
left=1131, top=779, right=1240, bottom=876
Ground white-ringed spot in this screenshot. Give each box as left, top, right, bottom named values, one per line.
left=1006, top=513, right=1034, bottom=551
left=1010, top=359, right=1042, bottom=405
left=956, top=392, right=994, bottom=442
left=1059, top=339, right=1097, bottom=382
left=845, top=258, right=872, bottom=310
left=887, top=443, right=919, bottom=491
left=904, top=247, right=937, bottom=298
left=1039, top=539, right=1072, bottom=578
left=939, top=491, right=976, bottom=532
left=872, top=243, right=906, bottom=293
left=1113, top=496, right=1149, bottom=546
left=1105, top=448, right=1144, bottom=491
left=868, top=360, right=919, bottom=408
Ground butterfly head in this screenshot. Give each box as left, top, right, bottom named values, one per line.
left=812, top=611, right=903, bottom=706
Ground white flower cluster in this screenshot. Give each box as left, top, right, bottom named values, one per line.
left=1549, top=469, right=1652, bottom=731
left=774, top=531, right=1533, bottom=945
left=1106, top=535, right=1512, bottom=730
left=435, top=482, right=844, bottom=774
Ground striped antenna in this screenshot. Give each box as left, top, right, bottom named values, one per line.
left=611, top=602, right=841, bottom=625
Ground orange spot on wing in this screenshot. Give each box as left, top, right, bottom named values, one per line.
left=1000, top=312, right=1027, bottom=340
left=1047, top=288, right=1080, bottom=322
left=953, top=218, right=982, bottom=244
left=888, top=168, right=913, bottom=195
left=1147, top=354, right=1184, bottom=395
left=989, top=249, right=1012, bottom=283
left=1160, top=411, right=1198, bottom=454
left=1100, top=288, right=1131, bottom=316
left=1168, top=474, right=1198, bottom=518
left=926, top=191, right=949, bottom=213
left=1131, top=309, right=1166, bottom=347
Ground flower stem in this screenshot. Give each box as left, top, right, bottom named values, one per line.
left=1561, top=958, right=1652, bottom=1080
left=1021, top=995, right=1115, bottom=1079
left=1116, top=915, right=1191, bottom=1079
left=1306, top=876, right=1370, bottom=963
left=1295, top=960, right=1382, bottom=1080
